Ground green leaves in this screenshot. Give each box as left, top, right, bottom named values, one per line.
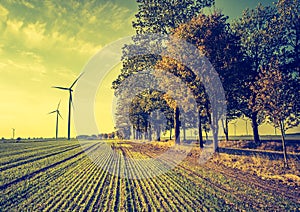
left=133, top=0, right=214, bottom=34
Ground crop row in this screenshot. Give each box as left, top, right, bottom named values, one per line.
left=121, top=146, right=216, bottom=211
left=0, top=141, right=74, bottom=157
left=0, top=143, right=81, bottom=170
left=0, top=142, right=100, bottom=211
left=0, top=142, right=94, bottom=186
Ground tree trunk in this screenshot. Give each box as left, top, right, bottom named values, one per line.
left=198, top=110, right=204, bottom=148
left=169, top=128, right=172, bottom=140
left=182, top=121, right=186, bottom=142
left=156, top=126, right=161, bottom=141
left=225, top=119, right=229, bottom=141
left=174, top=106, right=180, bottom=144
left=213, top=129, right=218, bottom=152
left=211, top=112, right=219, bottom=152
left=148, top=123, right=152, bottom=141
left=251, top=112, right=260, bottom=144
left=221, top=117, right=229, bottom=142
left=145, top=124, right=148, bottom=140
left=279, top=121, right=289, bottom=168
left=133, top=127, right=136, bottom=140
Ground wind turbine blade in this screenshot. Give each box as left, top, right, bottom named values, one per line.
left=70, top=72, right=84, bottom=89
left=57, top=100, right=61, bottom=110
left=52, top=86, right=69, bottom=90
left=58, top=111, right=63, bottom=119
left=48, top=111, right=56, bottom=114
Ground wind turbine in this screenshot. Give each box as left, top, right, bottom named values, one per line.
left=230, top=121, right=237, bottom=137
left=12, top=128, right=15, bottom=139
left=242, top=116, right=250, bottom=136
left=52, top=73, right=83, bottom=140
left=49, top=101, right=63, bottom=140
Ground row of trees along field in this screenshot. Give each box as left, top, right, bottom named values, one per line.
left=111, top=0, right=299, bottom=159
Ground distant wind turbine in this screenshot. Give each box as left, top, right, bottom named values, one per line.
left=49, top=100, right=63, bottom=140
left=12, top=128, right=15, bottom=139
left=230, top=121, right=237, bottom=137
left=242, top=116, right=250, bottom=136
left=52, top=73, right=83, bottom=140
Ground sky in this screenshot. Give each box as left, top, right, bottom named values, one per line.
left=0, top=0, right=298, bottom=139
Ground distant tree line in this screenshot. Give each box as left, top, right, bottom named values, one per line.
left=77, top=132, right=117, bottom=140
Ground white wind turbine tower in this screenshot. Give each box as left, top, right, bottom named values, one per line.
left=12, top=128, right=15, bottom=139
left=49, top=101, right=63, bottom=140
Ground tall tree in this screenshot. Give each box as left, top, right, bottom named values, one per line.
left=251, top=61, right=300, bottom=167
left=156, top=11, right=240, bottom=147
left=232, top=3, right=281, bottom=143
